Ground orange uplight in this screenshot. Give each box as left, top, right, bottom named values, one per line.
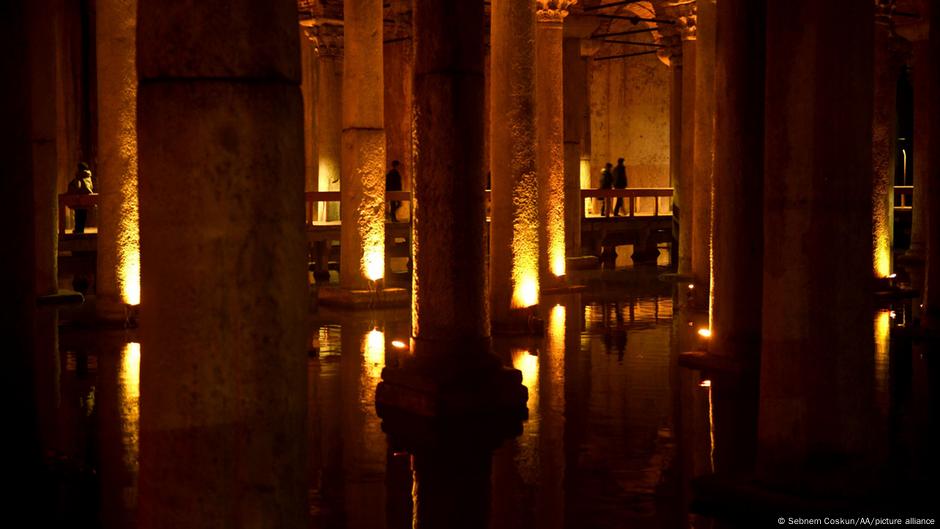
left=391, top=339, right=408, bottom=350
left=697, top=328, right=712, bottom=338
left=699, top=379, right=711, bottom=388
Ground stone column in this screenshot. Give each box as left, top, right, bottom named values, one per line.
left=384, top=11, right=414, bottom=220
left=536, top=1, right=574, bottom=287
left=341, top=0, right=386, bottom=289
left=710, top=0, right=765, bottom=474
left=692, top=0, right=715, bottom=302
left=491, top=0, right=540, bottom=327
left=872, top=16, right=905, bottom=279
left=314, top=22, right=343, bottom=222
left=908, top=40, right=929, bottom=262
left=95, top=0, right=139, bottom=317
left=663, top=35, right=683, bottom=268
left=136, top=2, right=308, bottom=528
left=563, top=38, right=586, bottom=258
left=678, top=12, right=696, bottom=277
left=300, top=25, right=319, bottom=194
left=377, top=0, right=526, bottom=419
left=29, top=0, right=59, bottom=298
left=759, top=0, right=876, bottom=493
left=926, top=2, right=940, bottom=329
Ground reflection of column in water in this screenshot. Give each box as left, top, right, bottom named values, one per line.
left=34, top=307, right=60, bottom=454
left=340, top=323, right=387, bottom=529
left=512, top=348, right=539, bottom=481
left=537, top=305, right=566, bottom=529
left=412, top=450, right=493, bottom=529
left=98, top=340, right=138, bottom=529
left=119, top=342, right=140, bottom=506
left=874, top=310, right=891, bottom=417
left=309, top=325, right=343, bottom=523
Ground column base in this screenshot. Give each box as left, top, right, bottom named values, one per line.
left=95, top=295, right=139, bottom=326
left=36, top=289, right=85, bottom=307
left=566, top=255, right=600, bottom=270
left=491, top=306, right=544, bottom=336
left=317, top=285, right=409, bottom=309
left=377, top=361, right=528, bottom=419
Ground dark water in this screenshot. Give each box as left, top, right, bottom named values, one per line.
left=37, top=271, right=934, bottom=528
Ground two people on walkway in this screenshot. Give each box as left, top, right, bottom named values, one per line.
left=599, top=158, right=628, bottom=217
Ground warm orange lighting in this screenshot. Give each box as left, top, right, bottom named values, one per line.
left=889, top=310, right=896, bottom=319
left=512, top=348, right=539, bottom=392
left=888, top=273, right=897, bottom=279
left=699, top=379, right=711, bottom=388
left=391, top=339, right=407, bottom=350
left=697, top=328, right=712, bottom=338
left=363, top=246, right=384, bottom=282
left=119, top=342, right=140, bottom=471
left=874, top=311, right=890, bottom=415
left=514, top=272, right=539, bottom=308
left=688, top=284, right=695, bottom=290
left=364, top=329, right=385, bottom=371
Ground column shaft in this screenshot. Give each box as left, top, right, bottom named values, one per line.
left=668, top=45, right=682, bottom=268
left=711, top=0, right=765, bottom=473
left=301, top=27, right=319, bottom=194
left=692, top=1, right=715, bottom=299
left=678, top=37, right=696, bottom=276
left=926, top=3, right=940, bottom=328
left=411, top=0, right=489, bottom=356
left=759, top=0, right=875, bottom=491
left=536, top=11, right=567, bottom=285
left=872, top=25, right=899, bottom=278
left=95, top=0, right=139, bottom=315
left=341, top=0, right=386, bottom=289
left=491, top=0, right=540, bottom=323
left=136, top=1, right=308, bottom=528
left=563, top=38, right=585, bottom=257
left=317, top=47, right=343, bottom=221
left=908, top=41, right=929, bottom=261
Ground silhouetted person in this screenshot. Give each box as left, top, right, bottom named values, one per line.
left=612, top=158, right=628, bottom=216
left=386, top=160, right=403, bottom=222
left=599, top=162, right=613, bottom=217
left=67, top=162, right=94, bottom=234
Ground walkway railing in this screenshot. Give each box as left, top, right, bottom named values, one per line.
left=58, top=193, right=98, bottom=235
left=305, top=190, right=412, bottom=225
left=895, top=185, right=913, bottom=211
left=580, top=188, right=674, bottom=219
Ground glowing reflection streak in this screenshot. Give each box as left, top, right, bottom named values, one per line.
left=512, top=348, right=539, bottom=479
left=874, top=310, right=890, bottom=414
left=119, top=342, right=140, bottom=506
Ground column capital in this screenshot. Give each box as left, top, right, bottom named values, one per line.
left=663, top=1, right=697, bottom=40
left=536, top=0, right=576, bottom=23
left=657, top=33, right=683, bottom=67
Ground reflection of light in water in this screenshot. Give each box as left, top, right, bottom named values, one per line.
left=697, top=328, right=712, bottom=338
left=548, top=304, right=566, bottom=407
left=513, top=349, right=538, bottom=393
left=120, top=342, right=140, bottom=506
left=703, top=379, right=715, bottom=473
left=364, top=329, right=385, bottom=381
left=512, top=348, right=539, bottom=481
left=874, top=311, right=890, bottom=414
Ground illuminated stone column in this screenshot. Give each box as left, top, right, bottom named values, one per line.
left=871, top=16, right=906, bottom=279
left=691, top=0, right=715, bottom=301
left=677, top=11, right=696, bottom=277
left=136, top=2, right=308, bottom=528
left=663, top=35, right=683, bottom=268
left=759, top=0, right=876, bottom=493
left=314, top=22, right=343, bottom=221
left=341, top=0, right=386, bottom=289
left=491, top=0, right=540, bottom=326
left=710, top=0, right=765, bottom=473
left=563, top=37, right=587, bottom=257
left=907, top=40, right=929, bottom=262
left=536, top=1, right=574, bottom=287
left=95, top=0, right=139, bottom=317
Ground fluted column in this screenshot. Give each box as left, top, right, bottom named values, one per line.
left=341, top=0, right=386, bottom=289
left=314, top=22, right=343, bottom=222
left=563, top=38, right=586, bottom=258
left=759, top=0, right=875, bottom=493
left=677, top=10, right=696, bottom=277
left=95, top=0, right=139, bottom=317
left=491, top=0, right=540, bottom=326
left=692, top=0, right=715, bottom=304
left=536, top=1, right=574, bottom=287
left=136, top=1, right=308, bottom=527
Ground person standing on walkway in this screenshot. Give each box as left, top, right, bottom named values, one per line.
left=385, top=159, right=403, bottom=222
left=67, top=162, right=94, bottom=234
left=612, top=157, right=628, bottom=216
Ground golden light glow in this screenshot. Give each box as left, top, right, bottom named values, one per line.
left=697, top=328, right=712, bottom=338
left=581, top=158, right=593, bottom=214
left=547, top=162, right=566, bottom=278
left=699, top=379, right=711, bottom=387
left=391, top=339, right=407, bottom=350
left=512, top=348, right=539, bottom=393
left=351, top=133, right=386, bottom=285
left=513, top=271, right=539, bottom=309
left=363, top=245, right=384, bottom=282
left=364, top=328, right=385, bottom=379
left=116, top=151, right=140, bottom=305
left=874, top=310, right=890, bottom=414
left=119, top=342, right=140, bottom=471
